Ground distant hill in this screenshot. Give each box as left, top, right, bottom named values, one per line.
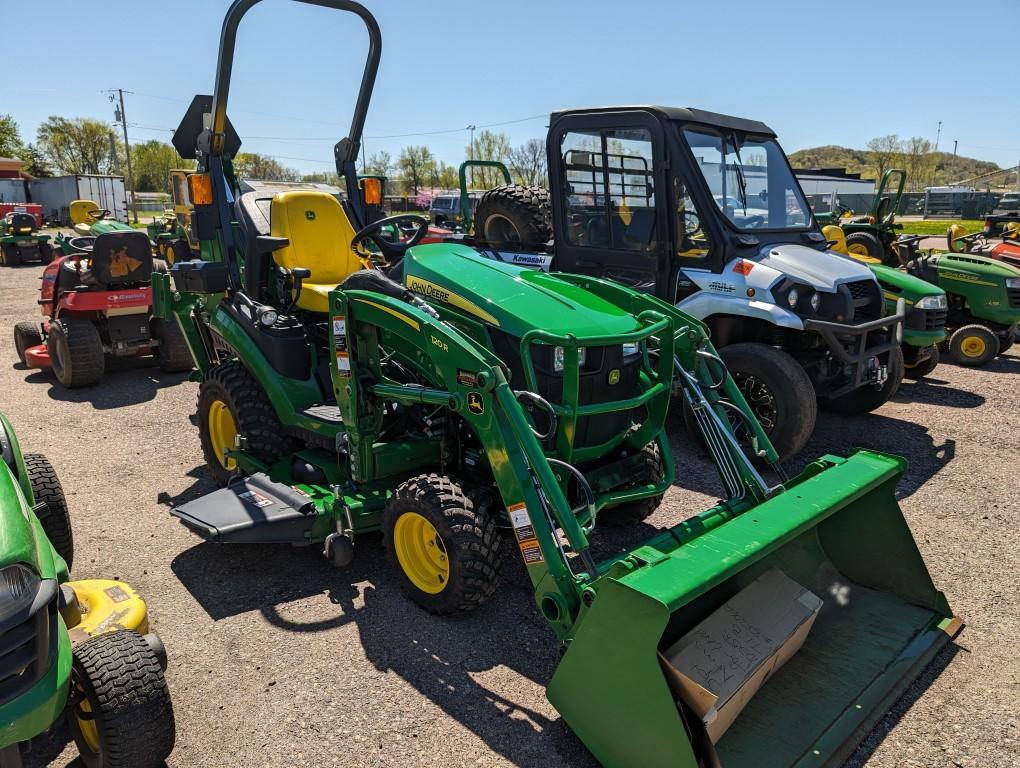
left=788, top=145, right=1009, bottom=189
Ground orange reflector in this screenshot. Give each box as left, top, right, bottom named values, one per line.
left=361, top=177, right=382, bottom=205
left=746, top=288, right=755, bottom=297
left=189, top=174, right=213, bottom=206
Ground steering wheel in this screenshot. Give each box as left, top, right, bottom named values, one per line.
left=88, top=208, right=111, bottom=221
left=740, top=214, right=766, bottom=228
left=683, top=210, right=702, bottom=237
left=351, top=214, right=429, bottom=268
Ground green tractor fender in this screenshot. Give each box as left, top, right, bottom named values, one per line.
left=867, top=263, right=947, bottom=347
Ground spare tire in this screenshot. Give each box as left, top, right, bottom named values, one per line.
left=473, top=184, right=552, bottom=248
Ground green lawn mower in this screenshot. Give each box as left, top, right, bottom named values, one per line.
left=817, top=169, right=906, bottom=260
left=145, top=170, right=200, bottom=266
left=154, top=2, right=960, bottom=766
left=0, top=213, right=53, bottom=267
left=0, top=413, right=175, bottom=768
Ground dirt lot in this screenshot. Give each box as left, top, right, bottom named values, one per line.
left=2, top=259, right=1016, bottom=768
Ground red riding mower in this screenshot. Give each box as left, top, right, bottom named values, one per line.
left=947, top=217, right=1020, bottom=269
left=13, top=230, right=193, bottom=388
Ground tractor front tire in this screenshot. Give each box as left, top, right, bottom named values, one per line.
left=197, top=361, right=295, bottom=486
left=845, top=231, right=885, bottom=260
left=473, top=184, right=552, bottom=247
left=904, top=344, right=940, bottom=380
left=996, top=332, right=1014, bottom=357
left=599, top=442, right=666, bottom=526
left=14, top=321, right=43, bottom=366
left=47, top=317, right=105, bottom=388
left=821, top=344, right=904, bottom=416
left=23, top=453, right=73, bottom=568
left=383, top=474, right=502, bottom=616
left=165, top=239, right=189, bottom=266
left=151, top=319, right=193, bottom=373
left=948, top=324, right=999, bottom=366
left=701, top=343, right=817, bottom=461
left=68, top=630, right=175, bottom=768
left=2, top=243, right=21, bottom=266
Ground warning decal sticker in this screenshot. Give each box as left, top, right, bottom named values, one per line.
left=238, top=490, right=273, bottom=508
left=336, top=350, right=351, bottom=377
left=508, top=502, right=544, bottom=564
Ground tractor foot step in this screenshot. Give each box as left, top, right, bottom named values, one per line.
left=171, top=473, right=318, bottom=544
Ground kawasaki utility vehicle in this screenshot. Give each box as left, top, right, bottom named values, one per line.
left=155, top=2, right=959, bottom=766
left=0, top=413, right=174, bottom=768
left=470, top=107, right=906, bottom=459
left=0, top=212, right=53, bottom=267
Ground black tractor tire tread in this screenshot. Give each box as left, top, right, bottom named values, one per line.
left=995, top=334, right=1014, bottom=356
left=948, top=324, right=999, bottom=367
left=48, top=316, right=105, bottom=388
left=39, top=242, right=54, bottom=264
left=197, top=361, right=295, bottom=485
left=14, top=321, right=43, bottom=365
left=474, top=184, right=552, bottom=246
left=152, top=319, right=193, bottom=373
left=23, top=453, right=73, bottom=568
left=904, top=345, right=940, bottom=380
left=69, top=630, right=175, bottom=768
left=383, top=473, right=502, bottom=616
left=717, top=342, right=816, bottom=461
left=822, top=344, right=905, bottom=415
left=599, top=442, right=666, bottom=526
left=845, top=231, right=885, bottom=259
left=3, top=243, right=22, bottom=266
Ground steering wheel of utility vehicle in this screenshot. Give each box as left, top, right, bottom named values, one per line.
left=740, top=214, right=766, bottom=228
left=683, top=210, right=702, bottom=237
left=87, top=208, right=111, bottom=221
left=351, top=214, right=429, bottom=267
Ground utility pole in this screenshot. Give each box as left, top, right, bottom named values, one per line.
left=934, top=121, right=942, bottom=154
left=952, top=140, right=957, bottom=158
left=467, top=124, right=477, bottom=159
left=111, top=89, right=138, bottom=223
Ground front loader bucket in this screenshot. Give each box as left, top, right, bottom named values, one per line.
left=548, top=450, right=959, bottom=768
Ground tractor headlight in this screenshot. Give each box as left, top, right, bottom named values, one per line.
left=915, top=294, right=948, bottom=310
left=553, top=346, right=585, bottom=372
left=257, top=306, right=279, bottom=327
left=1006, top=278, right=1020, bottom=289
left=0, top=564, right=40, bottom=623
left=810, top=292, right=822, bottom=311
left=787, top=287, right=800, bottom=309
left=622, top=342, right=640, bottom=357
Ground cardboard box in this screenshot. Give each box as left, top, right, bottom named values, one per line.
left=659, top=568, right=822, bottom=744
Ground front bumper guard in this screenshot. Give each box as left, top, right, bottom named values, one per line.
left=803, top=301, right=905, bottom=393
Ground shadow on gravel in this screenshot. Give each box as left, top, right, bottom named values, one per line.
left=171, top=536, right=597, bottom=767
left=18, top=360, right=189, bottom=409
left=20, top=717, right=168, bottom=768
left=894, top=378, right=985, bottom=408
left=843, top=643, right=961, bottom=768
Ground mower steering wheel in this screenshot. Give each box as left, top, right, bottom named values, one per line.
left=351, top=214, right=429, bottom=267
left=88, top=208, right=111, bottom=221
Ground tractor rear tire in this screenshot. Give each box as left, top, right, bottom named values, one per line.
left=904, top=344, right=940, bottom=380
left=996, top=333, right=1014, bottom=356
left=23, top=453, right=73, bottom=569
left=39, top=243, right=54, bottom=264
left=699, top=343, right=816, bottom=461
left=197, top=361, right=295, bottom=486
left=68, top=630, right=175, bottom=768
left=2, top=243, right=21, bottom=266
left=151, top=319, right=193, bottom=372
left=845, top=231, right=885, bottom=260
left=165, top=240, right=189, bottom=266
left=599, top=441, right=666, bottom=526
left=383, top=473, right=502, bottom=616
left=821, top=344, right=904, bottom=416
left=473, top=184, right=552, bottom=247
left=948, top=324, right=999, bottom=366
left=14, top=321, right=43, bottom=366
left=47, top=317, right=105, bottom=388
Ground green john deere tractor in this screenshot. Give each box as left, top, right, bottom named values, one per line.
left=53, top=201, right=140, bottom=257
left=146, top=170, right=200, bottom=266
left=817, top=169, right=907, bottom=260
left=0, top=212, right=53, bottom=267
left=0, top=413, right=175, bottom=768
left=154, top=2, right=960, bottom=765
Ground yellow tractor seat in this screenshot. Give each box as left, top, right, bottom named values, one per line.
left=269, top=191, right=362, bottom=313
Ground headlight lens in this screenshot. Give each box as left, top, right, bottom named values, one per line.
left=1005, top=278, right=1020, bottom=289
left=810, top=292, right=822, bottom=311
left=0, top=564, right=40, bottom=623
left=622, top=342, right=640, bottom=357
left=787, top=287, right=800, bottom=308
left=257, top=306, right=279, bottom=327
left=915, top=293, right=948, bottom=310
left=553, top=346, right=586, bottom=372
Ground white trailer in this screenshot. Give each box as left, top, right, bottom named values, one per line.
left=30, top=174, right=128, bottom=225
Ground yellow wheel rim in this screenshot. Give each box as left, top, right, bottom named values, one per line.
left=960, top=335, right=987, bottom=358
left=208, top=399, right=238, bottom=469
left=74, top=681, right=101, bottom=753
left=393, top=512, right=449, bottom=594
left=847, top=243, right=880, bottom=262
left=166, top=244, right=176, bottom=265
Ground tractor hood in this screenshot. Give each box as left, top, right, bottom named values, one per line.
left=403, top=244, right=642, bottom=339
left=869, top=262, right=944, bottom=300
left=937, top=251, right=1020, bottom=279
left=756, top=243, right=877, bottom=290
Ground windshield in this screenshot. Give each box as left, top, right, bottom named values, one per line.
left=682, top=127, right=811, bottom=231
left=432, top=197, right=456, bottom=210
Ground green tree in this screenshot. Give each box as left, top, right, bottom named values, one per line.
left=233, top=152, right=300, bottom=181
left=0, top=114, right=26, bottom=158
left=865, top=135, right=904, bottom=182
left=19, top=144, right=52, bottom=178
left=37, top=116, right=120, bottom=174
left=465, top=130, right=512, bottom=189
left=508, top=138, right=547, bottom=186
left=364, top=150, right=393, bottom=177
left=396, top=145, right=435, bottom=195
left=132, top=140, right=194, bottom=193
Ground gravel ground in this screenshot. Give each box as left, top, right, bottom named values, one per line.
left=2, top=258, right=1016, bottom=768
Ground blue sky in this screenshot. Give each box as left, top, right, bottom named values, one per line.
left=4, top=0, right=1019, bottom=175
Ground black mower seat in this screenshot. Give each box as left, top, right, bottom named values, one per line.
left=81, top=230, right=153, bottom=288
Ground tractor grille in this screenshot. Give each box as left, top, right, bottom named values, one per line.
left=1008, top=288, right=1020, bottom=308
left=843, top=279, right=882, bottom=322
left=0, top=586, right=55, bottom=707
left=906, top=306, right=948, bottom=332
